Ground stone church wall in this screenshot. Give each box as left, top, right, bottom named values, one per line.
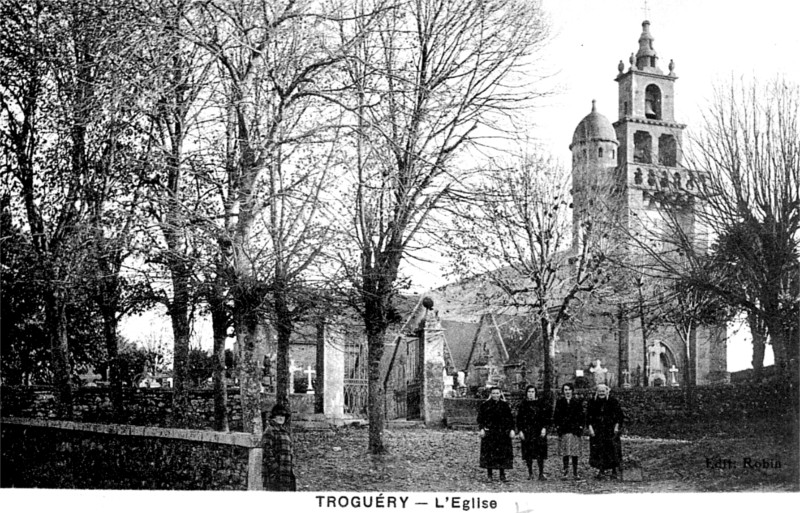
left=444, top=381, right=797, bottom=438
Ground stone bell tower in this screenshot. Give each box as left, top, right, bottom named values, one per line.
left=614, top=20, right=691, bottom=235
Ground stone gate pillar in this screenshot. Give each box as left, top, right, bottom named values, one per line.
left=323, top=330, right=345, bottom=425
left=421, top=308, right=445, bottom=427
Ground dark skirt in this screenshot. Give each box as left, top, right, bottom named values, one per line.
left=589, top=434, right=622, bottom=470
left=479, top=430, right=514, bottom=469
left=520, top=431, right=548, bottom=461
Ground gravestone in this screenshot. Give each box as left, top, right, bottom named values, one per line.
left=589, top=359, right=609, bottom=386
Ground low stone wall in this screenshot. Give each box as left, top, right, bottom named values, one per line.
left=0, top=417, right=261, bottom=490
left=444, top=381, right=798, bottom=437
left=0, top=386, right=318, bottom=430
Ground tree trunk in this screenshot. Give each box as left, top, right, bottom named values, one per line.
left=275, top=286, right=293, bottom=407
left=749, top=313, right=767, bottom=382
left=541, top=318, right=555, bottom=397
left=100, top=306, right=124, bottom=421
left=48, top=291, right=73, bottom=419
left=314, top=318, right=325, bottom=414
left=366, top=326, right=387, bottom=454
left=210, top=296, right=229, bottom=432
left=236, top=308, right=266, bottom=435
left=168, top=287, right=191, bottom=427
left=639, top=313, right=649, bottom=387
left=617, top=308, right=629, bottom=388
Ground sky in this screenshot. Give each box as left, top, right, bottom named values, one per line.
left=121, top=0, right=800, bottom=372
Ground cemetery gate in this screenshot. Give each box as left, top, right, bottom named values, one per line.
left=344, top=342, right=369, bottom=418
left=405, top=334, right=422, bottom=420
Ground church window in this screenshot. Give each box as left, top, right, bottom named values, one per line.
left=659, top=134, right=678, bottom=166
left=634, top=131, right=652, bottom=163
left=598, top=147, right=603, bottom=158
left=645, top=84, right=662, bottom=120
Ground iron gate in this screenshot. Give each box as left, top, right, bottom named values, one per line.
left=343, top=342, right=368, bottom=418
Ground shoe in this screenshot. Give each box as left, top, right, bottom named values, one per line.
left=538, top=474, right=547, bottom=481
left=562, top=469, right=569, bottom=479
left=527, top=473, right=533, bottom=480
left=573, top=474, right=583, bottom=481
left=610, top=473, right=619, bottom=481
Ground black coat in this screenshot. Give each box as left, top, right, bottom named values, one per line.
left=516, top=399, right=550, bottom=461
left=477, top=398, right=514, bottom=469
left=552, top=397, right=584, bottom=437
left=587, top=396, right=624, bottom=470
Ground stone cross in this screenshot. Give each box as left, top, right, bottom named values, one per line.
left=669, top=365, right=680, bottom=386
left=304, top=365, right=316, bottom=394
left=288, top=360, right=301, bottom=394
left=589, top=359, right=608, bottom=385
left=622, top=369, right=632, bottom=389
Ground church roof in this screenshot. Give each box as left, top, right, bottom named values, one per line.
left=570, top=100, right=618, bottom=149
left=441, top=320, right=480, bottom=371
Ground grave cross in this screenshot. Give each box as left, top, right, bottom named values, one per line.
left=304, top=365, right=316, bottom=394
left=669, top=365, right=680, bottom=387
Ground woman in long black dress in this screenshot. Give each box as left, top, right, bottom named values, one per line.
left=516, top=385, right=550, bottom=480
left=552, top=383, right=584, bottom=480
left=587, top=384, right=624, bottom=480
left=477, top=387, right=515, bottom=482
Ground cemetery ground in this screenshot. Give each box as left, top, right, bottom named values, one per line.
left=293, top=417, right=799, bottom=492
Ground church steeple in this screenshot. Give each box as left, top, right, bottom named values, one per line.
left=635, top=21, right=660, bottom=72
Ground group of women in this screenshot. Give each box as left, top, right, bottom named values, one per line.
left=476, top=383, right=624, bottom=482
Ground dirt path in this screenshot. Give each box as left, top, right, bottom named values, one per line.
left=294, top=427, right=798, bottom=492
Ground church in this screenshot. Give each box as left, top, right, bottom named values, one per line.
left=253, top=20, right=731, bottom=427
left=388, top=20, right=729, bottom=397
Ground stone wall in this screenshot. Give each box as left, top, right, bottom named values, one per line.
left=0, top=386, right=318, bottom=431
left=444, top=381, right=798, bottom=438
left=0, top=417, right=260, bottom=489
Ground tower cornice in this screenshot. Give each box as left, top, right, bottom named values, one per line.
left=615, top=69, right=677, bottom=82
left=613, top=118, right=686, bottom=130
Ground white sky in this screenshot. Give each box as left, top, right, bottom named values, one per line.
left=122, top=0, right=797, bottom=372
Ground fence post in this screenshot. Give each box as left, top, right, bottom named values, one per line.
left=247, top=446, right=263, bottom=490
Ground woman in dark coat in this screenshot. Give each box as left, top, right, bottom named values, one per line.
left=516, top=385, right=550, bottom=480
left=552, top=383, right=584, bottom=480
left=262, top=403, right=297, bottom=491
left=587, top=384, right=624, bottom=480
left=477, top=387, right=515, bottom=482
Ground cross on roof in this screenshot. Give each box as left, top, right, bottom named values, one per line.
left=643, top=0, right=650, bottom=20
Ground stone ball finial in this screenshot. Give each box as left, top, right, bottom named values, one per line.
left=668, top=59, right=675, bottom=75
left=618, top=60, right=624, bottom=74
left=629, top=52, right=636, bottom=70
left=422, top=297, right=434, bottom=310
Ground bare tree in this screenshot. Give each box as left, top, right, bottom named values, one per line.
left=1, top=0, right=146, bottom=416
left=448, top=155, right=619, bottom=399
left=334, top=0, right=549, bottom=453
left=632, top=78, right=799, bottom=383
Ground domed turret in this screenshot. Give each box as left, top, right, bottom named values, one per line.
left=570, top=100, right=618, bottom=150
